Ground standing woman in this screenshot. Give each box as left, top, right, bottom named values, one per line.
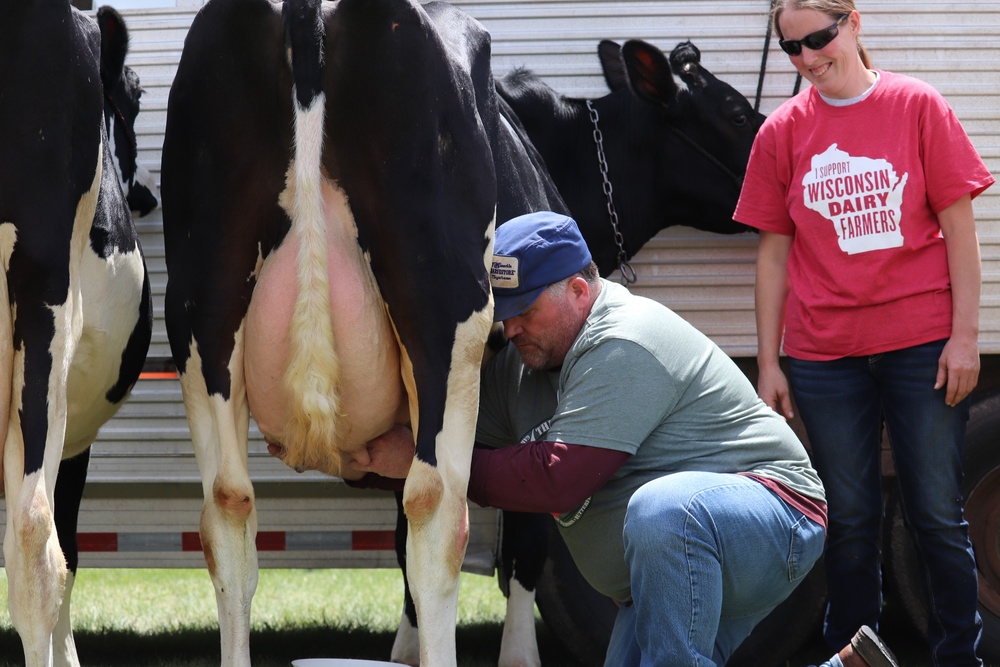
left=734, top=1, right=993, bottom=665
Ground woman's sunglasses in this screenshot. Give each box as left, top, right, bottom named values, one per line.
left=779, top=14, right=849, bottom=56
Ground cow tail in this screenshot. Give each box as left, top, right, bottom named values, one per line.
left=281, top=0, right=344, bottom=474
left=0, top=248, right=11, bottom=495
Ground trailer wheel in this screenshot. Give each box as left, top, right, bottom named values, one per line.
left=535, top=522, right=825, bottom=666
left=886, top=393, right=1000, bottom=661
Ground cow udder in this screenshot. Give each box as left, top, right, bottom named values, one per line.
left=244, top=225, right=408, bottom=476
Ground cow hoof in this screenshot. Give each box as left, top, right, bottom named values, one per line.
left=498, top=647, right=542, bottom=667
left=390, top=610, right=419, bottom=666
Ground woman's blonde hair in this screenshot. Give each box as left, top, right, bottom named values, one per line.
left=772, top=0, right=872, bottom=68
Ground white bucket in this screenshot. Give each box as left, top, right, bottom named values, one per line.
left=291, top=660, right=399, bottom=667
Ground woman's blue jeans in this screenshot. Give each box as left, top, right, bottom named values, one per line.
left=787, top=339, right=982, bottom=666
left=603, top=471, right=825, bottom=666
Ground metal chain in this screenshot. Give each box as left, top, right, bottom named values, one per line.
left=586, top=100, right=637, bottom=285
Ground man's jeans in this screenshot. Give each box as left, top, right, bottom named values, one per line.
left=788, top=339, right=982, bottom=667
left=603, top=471, right=825, bottom=666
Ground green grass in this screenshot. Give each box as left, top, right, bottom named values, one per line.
left=0, top=568, right=994, bottom=666
left=0, top=568, right=580, bottom=667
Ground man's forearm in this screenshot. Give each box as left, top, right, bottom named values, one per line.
left=468, top=441, right=630, bottom=513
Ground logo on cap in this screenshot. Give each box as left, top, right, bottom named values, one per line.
left=490, top=255, right=520, bottom=289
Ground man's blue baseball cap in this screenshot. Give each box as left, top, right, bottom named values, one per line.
left=490, top=211, right=593, bottom=322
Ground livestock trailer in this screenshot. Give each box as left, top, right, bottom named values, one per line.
left=1, top=1, right=998, bottom=664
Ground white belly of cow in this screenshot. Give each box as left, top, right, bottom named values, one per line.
left=243, top=204, right=407, bottom=468
left=66, top=240, right=148, bottom=457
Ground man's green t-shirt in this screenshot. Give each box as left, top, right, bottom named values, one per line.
left=476, top=280, right=825, bottom=602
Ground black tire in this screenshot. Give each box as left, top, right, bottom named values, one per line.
left=885, top=392, right=1000, bottom=661
left=727, top=561, right=826, bottom=666
left=535, top=522, right=826, bottom=667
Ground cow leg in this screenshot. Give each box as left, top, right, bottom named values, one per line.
left=4, top=367, right=73, bottom=667
left=201, top=467, right=257, bottom=667
left=398, top=308, right=492, bottom=667
left=178, top=348, right=257, bottom=667
left=403, top=461, right=469, bottom=667
left=50, top=449, right=89, bottom=667
left=497, top=512, right=548, bottom=667
left=5, top=214, right=93, bottom=666
left=391, top=601, right=420, bottom=666
left=391, top=503, right=548, bottom=667
left=391, top=491, right=420, bottom=666
left=4, top=464, right=66, bottom=667
left=500, top=584, right=539, bottom=667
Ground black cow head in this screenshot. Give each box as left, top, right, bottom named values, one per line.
left=597, top=38, right=763, bottom=239
left=97, top=5, right=159, bottom=217
left=613, top=38, right=762, bottom=188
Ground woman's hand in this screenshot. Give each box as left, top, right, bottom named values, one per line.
left=937, top=335, right=980, bottom=407
left=757, top=363, right=795, bottom=420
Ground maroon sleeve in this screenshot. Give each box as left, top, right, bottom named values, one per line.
left=467, top=441, right=630, bottom=514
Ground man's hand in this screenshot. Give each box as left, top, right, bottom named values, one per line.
left=352, top=424, right=417, bottom=479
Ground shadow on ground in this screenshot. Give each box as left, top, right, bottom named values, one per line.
left=0, top=620, right=582, bottom=667
left=1, top=604, right=992, bottom=667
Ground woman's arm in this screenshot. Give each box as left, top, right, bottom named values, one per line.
left=937, top=194, right=981, bottom=406
left=755, top=231, right=795, bottom=419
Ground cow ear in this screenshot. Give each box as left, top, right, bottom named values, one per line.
left=598, top=40, right=628, bottom=92
left=97, top=5, right=129, bottom=90
left=669, top=40, right=707, bottom=89
left=620, top=40, right=680, bottom=108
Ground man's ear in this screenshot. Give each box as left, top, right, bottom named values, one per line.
left=567, top=276, right=592, bottom=305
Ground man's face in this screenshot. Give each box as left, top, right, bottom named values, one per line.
left=501, top=281, right=584, bottom=370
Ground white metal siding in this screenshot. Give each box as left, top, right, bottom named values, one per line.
left=122, top=0, right=1000, bottom=360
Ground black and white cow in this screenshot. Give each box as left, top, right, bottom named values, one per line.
left=0, top=3, right=153, bottom=666
left=500, top=38, right=761, bottom=273
left=390, top=36, right=765, bottom=667
left=160, top=0, right=564, bottom=664
left=98, top=6, right=161, bottom=218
